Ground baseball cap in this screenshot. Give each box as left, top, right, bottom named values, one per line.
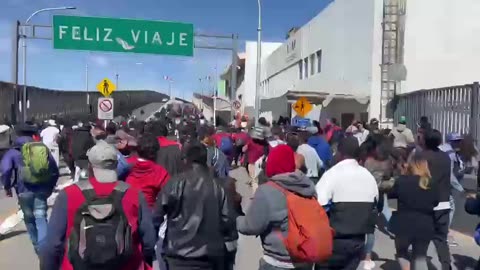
left=87, top=140, right=118, bottom=183
left=446, top=132, right=463, bottom=142
left=399, top=116, right=407, bottom=124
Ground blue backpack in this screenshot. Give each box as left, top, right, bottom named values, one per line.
left=219, top=136, right=234, bottom=155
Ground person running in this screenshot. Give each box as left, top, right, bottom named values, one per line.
left=307, top=125, right=332, bottom=169
left=71, top=122, right=95, bottom=182
left=359, top=134, right=394, bottom=270
left=152, top=142, right=236, bottom=270
left=126, top=134, right=170, bottom=209
left=316, top=136, right=378, bottom=270
left=145, top=121, right=182, bottom=176
left=245, top=127, right=268, bottom=191
left=39, top=140, right=156, bottom=270
left=380, top=152, right=438, bottom=270
left=390, top=116, right=415, bottom=152
left=1, top=124, right=59, bottom=254
left=237, top=145, right=320, bottom=270
left=296, top=131, right=323, bottom=184
left=422, top=129, right=453, bottom=270
left=439, top=132, right=466, bottom=247
left=40, top=119, right=60, bottom=167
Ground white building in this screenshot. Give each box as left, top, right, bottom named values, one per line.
left=228, top=0, right=480, bottom=128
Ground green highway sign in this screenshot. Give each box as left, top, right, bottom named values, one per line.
left=53, top=15, right=194, bottom=56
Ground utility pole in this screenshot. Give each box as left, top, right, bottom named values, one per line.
left=255, top=0, right=262, bottom=124
left=11, top=21, right=19, bottom=124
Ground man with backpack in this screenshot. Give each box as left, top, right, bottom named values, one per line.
left=1, top=125, right=59, bottom=254
left=39, top=140, right=156, bottom=270
left=237, top=144, right=333, bottom=270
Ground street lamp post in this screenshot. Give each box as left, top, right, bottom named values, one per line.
left=22, top=6, right=76, bottom=122
left=254, top=0, right=262, bottom=124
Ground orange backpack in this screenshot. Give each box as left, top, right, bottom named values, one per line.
left=267, top=181, right=334, bottom=263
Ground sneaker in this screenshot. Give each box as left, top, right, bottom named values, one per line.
left=363, top=260, right=376, bottom=270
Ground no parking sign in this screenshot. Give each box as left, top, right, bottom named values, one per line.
left=98, top=97, right=114, bottom=120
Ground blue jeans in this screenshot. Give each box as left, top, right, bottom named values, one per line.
left=18, top=191, right=49, bottom=252
left=365, top=194, right=392, bottom=254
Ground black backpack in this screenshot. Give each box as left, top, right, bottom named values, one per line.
left=68, top=181, right=134, bottom=270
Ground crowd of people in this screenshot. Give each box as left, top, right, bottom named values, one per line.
left=0, top=113, right=479, bottom=270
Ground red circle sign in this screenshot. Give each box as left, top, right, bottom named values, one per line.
left=99, top=100, right=113, bottom=112
left=232, top=100, right=241, bottom=110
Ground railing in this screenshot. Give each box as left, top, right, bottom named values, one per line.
left=394, top=82, right=480, bottom=141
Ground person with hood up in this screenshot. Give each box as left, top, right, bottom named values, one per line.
left=1, top=125, right=59, bottom=254
left=237, top=144, right=316, bottom=270
left=126, top=134, right=170, bottom=208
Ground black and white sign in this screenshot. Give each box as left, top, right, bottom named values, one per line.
left=232, top=100, right=241, bottom=110
left=98, top=97, right=114, bottom=120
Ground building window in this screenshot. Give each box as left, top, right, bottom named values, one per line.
left=304, top=57, right=309, bottom=78
left=310, top=54, right=315, bottom=75
left=298, top=61, right=303, bottom=80
left=316, top=50, right=322, bottom=73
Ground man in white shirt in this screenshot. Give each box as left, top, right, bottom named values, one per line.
left=40, top=119, right=60, bottom=167
left=296, top=131, right=323, bottom=183
left=315, top=136, right=378, bottom=270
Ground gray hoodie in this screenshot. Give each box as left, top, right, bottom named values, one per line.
left=237, top=171, right=316, bottom=266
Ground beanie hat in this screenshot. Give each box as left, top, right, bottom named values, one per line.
left=266, top=144, right=296, bottom=178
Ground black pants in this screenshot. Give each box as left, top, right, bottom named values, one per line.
left=433, top=210, right=451, bottom=270
left=165, top=256, right=225, bottom=270
left=233, top=145, right=243, bottom=166
left=395, top=236, right=430, bottom=268
left=315, top=235, right=365, bottom=270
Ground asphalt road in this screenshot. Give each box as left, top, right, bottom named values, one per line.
left=0, top=167, right=479, bottom=270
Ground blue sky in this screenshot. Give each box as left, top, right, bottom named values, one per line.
left=0, top=0, right=332, bottom=99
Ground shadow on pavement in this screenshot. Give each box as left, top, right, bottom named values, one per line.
left=453, top=254, right=479, bottom=270
left=0, top=230, right=27, bottom=241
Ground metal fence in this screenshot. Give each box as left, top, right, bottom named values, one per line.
left=0, top=81, right=169, bottom=123
left=394, top=82, right=480, bottom=141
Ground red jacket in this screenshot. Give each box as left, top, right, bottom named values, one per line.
left=126, top=159, right=170, bottom=208
left=61, top=178, right=152, bottom=270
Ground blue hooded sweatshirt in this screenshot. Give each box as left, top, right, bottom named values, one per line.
left=1, top=136, right=59, bottom=195
left=307, top=135, right=332, bottom=169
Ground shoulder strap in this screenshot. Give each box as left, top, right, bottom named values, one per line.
left=76, top=180, right=96, bottom=202
left=76, top=180, right=94, bottom=191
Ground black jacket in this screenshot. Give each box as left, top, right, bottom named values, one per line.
left=152, top=164, right=236, bottom=259
left=71, top=127, right=95, bottom=162
left=388, top=175, right=439, bottom=239
left=423, top=149, right=452, bottom=203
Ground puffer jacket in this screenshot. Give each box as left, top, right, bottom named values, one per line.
left=152, top=163, right=236, bottom=259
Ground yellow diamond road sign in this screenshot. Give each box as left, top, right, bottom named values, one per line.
left=293, top=97, right=313, bottom=118
left=96, top=78, right=116, bottom=97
